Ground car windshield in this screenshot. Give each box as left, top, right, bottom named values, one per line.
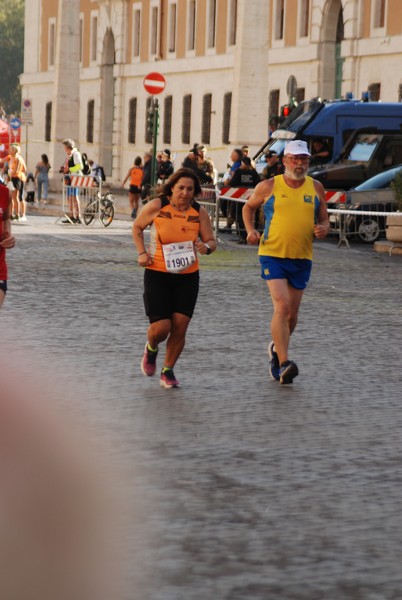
left=343, top=133, right=382, bottom=163
left=278, top=99, right=323, bottom=133
left=354, top=165, right=402, bottom=191
left=268, top=139, right=287, bottom=155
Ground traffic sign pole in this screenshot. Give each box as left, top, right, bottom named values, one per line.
left=150, top=99, right=159, bottom=188
left=143, top=73, right=166, bottom=192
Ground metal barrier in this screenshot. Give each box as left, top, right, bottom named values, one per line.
left=217, top=190, right=398, bottom=249
left=328, top=206, right=397, bottom=247
left=217, top=188, right=252, bottom=242
left=59, top=175, right=102, bottom=224
left=197, top=186, right=220, bottom=237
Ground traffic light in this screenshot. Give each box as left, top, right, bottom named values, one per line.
left=147, top=107, right=155, bottom=135
left=280, top=104, right=293, bottom=121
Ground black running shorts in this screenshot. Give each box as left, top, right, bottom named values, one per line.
left=143, top=269, right=200, bottom=323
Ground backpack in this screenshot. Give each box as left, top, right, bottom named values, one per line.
left=81, top=152, right=90, bottom=175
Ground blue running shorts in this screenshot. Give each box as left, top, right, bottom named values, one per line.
left=259, top=256, right=312, bottom=290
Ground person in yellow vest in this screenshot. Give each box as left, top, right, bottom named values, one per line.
left=132, top=168, right=217, bottom=389
left=60, top=139, right=83, bottom=224
left=122, top=156, right=143, bottom=218
left=242, top=140, right=329, bottom=384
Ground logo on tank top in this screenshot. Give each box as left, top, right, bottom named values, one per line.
left=304, top=195, right=313, bottom=203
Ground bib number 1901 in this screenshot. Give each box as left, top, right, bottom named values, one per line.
left=162, top=241, right=196, bottom=273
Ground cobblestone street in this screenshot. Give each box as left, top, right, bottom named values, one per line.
left=2, top=216, right=402, bottom=600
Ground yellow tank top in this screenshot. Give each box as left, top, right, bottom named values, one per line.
left=146, top=197, right=201, bottom=274
left=258, top=175, right=319, bottom=260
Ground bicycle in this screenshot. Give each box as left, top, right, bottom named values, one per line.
left=83, top=188, right=115, bottom=227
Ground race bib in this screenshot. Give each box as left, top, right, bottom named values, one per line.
left=162, top=241, right=196, bottom=273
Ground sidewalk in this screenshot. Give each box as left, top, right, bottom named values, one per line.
left=2, top=216, right=402, bottom=600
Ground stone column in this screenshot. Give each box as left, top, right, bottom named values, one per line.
left=49, top=0, right=80, bottom=179
left=230, top=0, right=270, bottom=147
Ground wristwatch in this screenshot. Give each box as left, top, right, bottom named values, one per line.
left=205, top=243, right=212, bottom=255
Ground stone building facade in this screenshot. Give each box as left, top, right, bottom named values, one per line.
left=20, top=0, right=402, bottom=180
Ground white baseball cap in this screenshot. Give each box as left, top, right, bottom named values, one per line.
left=284, top=140, right=311, bottom=156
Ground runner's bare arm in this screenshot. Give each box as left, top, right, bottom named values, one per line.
left=0, top=191, right=15, bottom=249
left=243, top=179, right=274, bottom=245
left=195, top=206, right=217, bottom=255
left=313, top=180, right=330, bottom=239
left=132, top=198, right=162, bottom=264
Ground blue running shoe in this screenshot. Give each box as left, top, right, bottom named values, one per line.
left=267, top=341, right=280, bottom=381
left=279, top=360, right=299, bottom=385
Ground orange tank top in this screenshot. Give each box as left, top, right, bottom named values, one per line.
left=146, top=197, right=201, bottom=274
left=130, top=166, right=143, bottom=187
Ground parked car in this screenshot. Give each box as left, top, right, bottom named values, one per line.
left=333, top=165, right=401, bottom=243
left=309, top=129, right=402, bottom=191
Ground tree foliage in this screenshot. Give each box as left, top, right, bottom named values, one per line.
left=0, top=0, right=25, bottom=115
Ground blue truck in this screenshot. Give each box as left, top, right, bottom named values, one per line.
left=254, top=98, right=402, bottom=168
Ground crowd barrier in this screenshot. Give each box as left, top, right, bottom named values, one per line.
left=327, top=206, right=397, bottom=247
left=216, top=187, right=400, bottom=248
left=198, top=186, right=220, bottom=233
left=59, top=175, right=102, bottom=224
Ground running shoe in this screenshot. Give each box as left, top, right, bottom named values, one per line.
left=160, top=368, right=180, bottom=389
left=141, top=343, right=158, bottom=376
left=267, top=341, right=280, bottom=381
left=19, top=215, right=27, bottom=222
left=279, top=360, right=299, bottom=385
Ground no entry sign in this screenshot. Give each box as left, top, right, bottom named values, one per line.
left=143, top=72, right=166, bottom=95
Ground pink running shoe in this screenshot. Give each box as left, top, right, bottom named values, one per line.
left=159, top=369, right=180, bottom=389
left=141, top=343, right=158, bottom=376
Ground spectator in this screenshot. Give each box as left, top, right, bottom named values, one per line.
left=88, top=159, right=105, bottom=182
left=35, top=154, right=51, bottom=206
left=261, top=151, right=284, bottom=179
left=182, top=145, right=201, bottom=176
left=0, top=144, right=27, bottom=222
left=140, top=152, right=153, bottom=202
left=195, top=145, right=215, bottom=185
left=24, top=173, right=36, bottom=205
left=268, top=115, right=280, bottom=139
left=221, top=148, right=244, bottom=232
left=122, top=156, right=143, bottom=218
left=60, top=139, right=83, bottom=224
left=229, top=156, right=261, bottom=243
left=241, top=145, right=256, bottom=168
left=157, top=149, right=174, bottom=183
left=310, top=138, right=330, bottom=165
